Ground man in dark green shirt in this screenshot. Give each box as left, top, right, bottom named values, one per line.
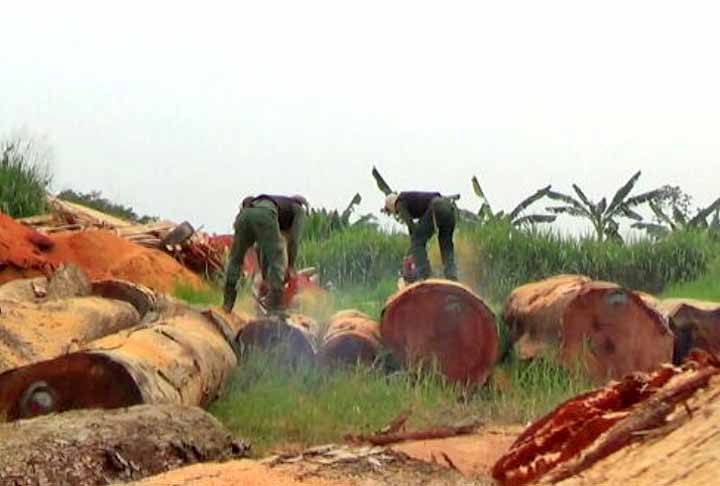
left=223, top=194, right=307, bottom=313
left=385, top=191, right=457, bottom=281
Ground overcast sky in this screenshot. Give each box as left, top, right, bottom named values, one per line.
left=2, top=1, right=719, bottom=234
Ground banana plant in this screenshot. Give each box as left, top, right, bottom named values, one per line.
left=471, top=175, right=556, bottom=227
left=632, top=197, right=720, bottom=237
left=545, top=171, right=661, bottom=241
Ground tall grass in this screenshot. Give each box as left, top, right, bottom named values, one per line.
left=0, top=140, right=52, bottom=217
left=210, top=349, right=592, bottom=456
left=661, top=258, right=720, bottom=301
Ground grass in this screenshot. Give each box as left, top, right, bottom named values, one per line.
left=210, top=349, right=591, bottom=456
left=0, top=140, right=51, bottom=218
left=173, top=281, right=221, bottom=306
left=661, top=259, right=720, bottom=301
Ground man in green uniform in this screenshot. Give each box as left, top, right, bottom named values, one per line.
left=223, top=194, right=307, bottom=313
left=384, top=191, right=457, bottom=281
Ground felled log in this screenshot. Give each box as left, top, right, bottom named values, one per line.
left=503, top=275, right=673, bottom=381
left=492, top=351, right=720, bottom=486
left=0, top=309, right=236, bottom=421
left=236, top=314, right=316, bottom=364
left=318, top=310, right=381, bottom=366
left=0, top=404, right=247, bottom=486
left=0, top=297, right=140, bottom=373
left=651, top=298, right=720, bottom=365
left=91, top=279, right=158, bottom=318
left=381, top=279, right=499, bottom=385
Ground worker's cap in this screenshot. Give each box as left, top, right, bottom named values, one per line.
left=384, top=193, right=399, bottom=213
left=241, top=196, right=255, bottom=208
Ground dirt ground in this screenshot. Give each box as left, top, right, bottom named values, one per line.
left=122, top=428, right=518, bottom=486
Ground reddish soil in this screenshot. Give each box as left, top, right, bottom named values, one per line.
left=1, top=212, right=205, bottom=293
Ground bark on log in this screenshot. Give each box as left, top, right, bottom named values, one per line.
left=91, top=279, right=158, bottom=318
left=0, top=310, right=236, bottom=421
left=381, top=279, right=499, bottom=385
left=503, top=275, right=673, bottom=381
left=649, top=298, right=720, bottom=365
left=236, top=314, right=316, bottom=364
left=0, top=404, right=246, bottom=486
left=0, top=297, right=140, bottom=373
left=318, top=310, right=381, bottom=366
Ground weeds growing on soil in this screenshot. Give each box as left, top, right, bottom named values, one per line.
left=0, top=140, right=52, bottom=218
left=210, top=348, right=592, bottom=456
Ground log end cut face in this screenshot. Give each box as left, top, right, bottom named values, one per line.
left=381, top=279, right=499, bottom=385
left=0, top=353, right=142, bottom=422
left=237, top=318, right=315, bottom=364
left=318, top=311, right=381, bottom=366
left=663, top=299, right=720, bottom=364
left=561, top=286, right=674, bottom=381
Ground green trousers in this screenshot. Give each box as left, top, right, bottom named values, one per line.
left=224, top=201, right=286, bottom=311
left=410, top=197, right=457, bottom=280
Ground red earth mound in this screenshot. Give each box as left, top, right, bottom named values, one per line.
left=1, top=212, right=205, bottom=292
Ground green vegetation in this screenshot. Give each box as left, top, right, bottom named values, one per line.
left=0, top=136, right=52, bottom=217
left=210, top=349, right=590, bottom=456
left=546, top=170, right=661, bottom=241
left=57, top=189, right=157, bottom=223
left=471, top=174, right=556, bottom=226
left=173, top=282, right=221, bottom=306
left=661, top=259, right=720, bottom=302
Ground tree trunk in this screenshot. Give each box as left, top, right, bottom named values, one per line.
left=381, top=279, right=498, bottom=385
left=503, top=274, right=674, bottom=381
left=318, top=310, right=381, bottom=366
left=0, top=309, right=236, bottom=421
left=0, top=404, right=245, bottom=486
left=0, top=297, right=140, bottom=373
left=236, top=314, right=316, bottom=365
left=643, top=297, right=720, bottom=364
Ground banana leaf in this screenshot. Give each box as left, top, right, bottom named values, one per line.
left=508, top=185, right=552, bottom=220
left=606, top=170, right=641, bottom=214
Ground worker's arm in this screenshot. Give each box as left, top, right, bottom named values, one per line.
left=395, top=200, right=418, bottom=234
left=286, top=203, right=306, bottom=271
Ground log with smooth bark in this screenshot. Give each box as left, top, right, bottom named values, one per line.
left=318, top=310, right=381, bottom=366
left=503, top=274, right=673, bottom=381
left=0, top=309, right=236, bottom=421
left=381, top=279, right=498, bottom=385
left=0, top=297, right=140, bottom=373
left=0, top=404, right=246, bottom=486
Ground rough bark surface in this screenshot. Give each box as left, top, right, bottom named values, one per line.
left=0, top=309, right=236, bottom=421
left=318, top=310, right=381, bottom=366
left=381, top=279, right=498, bottom=385
left=503, top=274, right=673, bottom=381
left=0, top=297, right=140, bottom=373
left=0, top=404, right=245, bottom=486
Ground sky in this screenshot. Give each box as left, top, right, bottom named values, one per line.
left=2, top=1, right=719, bottom=234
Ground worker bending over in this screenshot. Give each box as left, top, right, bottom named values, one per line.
left=223, top=194, right=307, bottom=313
left=384, top=191, right=457, bottom=281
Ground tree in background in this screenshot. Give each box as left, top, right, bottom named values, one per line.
left=57, top=189, right=157, bottom=224
left=471, top=175, right=556, bottom=227
left=632, top=185, right=720, bottom=237
left=545, top=171, right=661, bottom=242
left=0, top=133, right=53, bottom=218
left=303, top=193, right=377, bottom=240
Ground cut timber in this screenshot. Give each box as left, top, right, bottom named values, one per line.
left=0, top=309, right=236, bottom=421
left=91, top=278, right=158, bottom=318
left=318, top=310, right=381, bottom=366
left=503, top=274, right=673, bottom=381
left=654, top=298, right=720, bottom=364
left=0, top=297, right=140, bottom=373
left=0, top=404, right=245, bottom=486
left=381, top=279, right=498, bottom=385
left=236, top=314, right=316, bottom=364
